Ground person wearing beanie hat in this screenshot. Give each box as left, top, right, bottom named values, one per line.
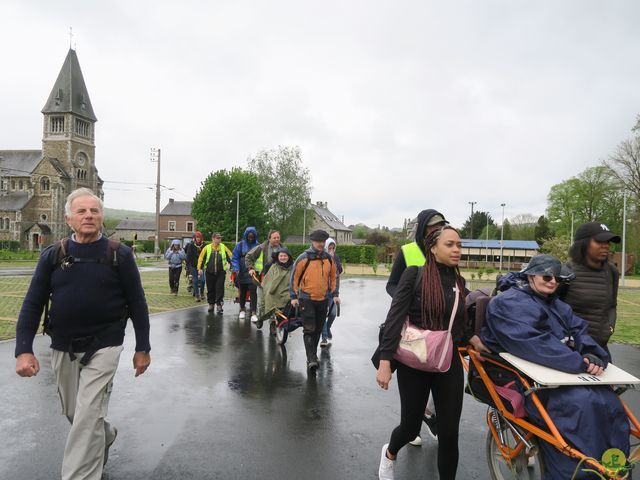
left=559, top=222, right=621, bottom=354
left=290, top=229, right=338, bottom=372
left=481, top=253, right=628, bottom=479
left=184, top=231, right=206, bottom=301
left=165, top=239, right=186, bottom=295
left=386, top=209, right=448, bottom=297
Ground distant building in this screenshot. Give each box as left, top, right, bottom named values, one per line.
left=460, top=239, right=539, bottom=270
left=112, top=219, right=156, bottom=241
left=0, top=48, right=103, bottom=249
left=159, top=198, right=196, bottom=242
left=308, top=201, right=353, bottom=244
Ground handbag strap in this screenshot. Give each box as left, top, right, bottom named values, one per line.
left=446, top=287, right=460, bottom=334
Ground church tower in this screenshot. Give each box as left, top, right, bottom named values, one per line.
left=41, top=48, right=103, bottom=198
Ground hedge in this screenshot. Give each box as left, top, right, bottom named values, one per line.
left=218, top=243, right=376, bottom=266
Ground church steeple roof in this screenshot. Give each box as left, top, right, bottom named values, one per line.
left=42, top=48, right=97, bottom=122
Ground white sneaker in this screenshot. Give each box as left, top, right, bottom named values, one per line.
left=378, top=443, right=394, bottom=480
left=250, top=314, right=259, bottom=323
left=409, top=435, right=422, bottom=446
left=239, top=310, right=246, bottom=319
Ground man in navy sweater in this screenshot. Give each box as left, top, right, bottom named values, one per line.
left=15, top=188, right=151, bottom=480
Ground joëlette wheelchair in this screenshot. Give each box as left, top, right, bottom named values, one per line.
left=461, top=293, right=640, bottom=480
left=272, top=301, right=304, bottom=346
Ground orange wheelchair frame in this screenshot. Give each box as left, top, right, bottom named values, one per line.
left=460, top=346, right=640, bottom=479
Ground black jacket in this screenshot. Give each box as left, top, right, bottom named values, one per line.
left=379, top=264, right=470, bottom=362
left=559, top=260, right=618, bottom=346
left=386, top=209, right=444, bottom=297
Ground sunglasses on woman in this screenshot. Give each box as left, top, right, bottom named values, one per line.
left=541, top=275, right=559, bottom=283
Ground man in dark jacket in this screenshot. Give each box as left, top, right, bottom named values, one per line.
left=559, top=222, right=620, bottom=356
left=184, top=231, right=205, bottom=301
left=290, top=229, right=339, bottom=373
left=15, top=188, right=151, bottom=480
left=386, top=209, right=448, bottom=297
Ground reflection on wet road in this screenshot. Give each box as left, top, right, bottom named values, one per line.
left=1, top=277, right=638, bottom=479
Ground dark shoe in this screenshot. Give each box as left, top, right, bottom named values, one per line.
left=208, top=304, right=215, bottom=312
left=256, top=320, right=263, bottom=329
left=423, top=413, right=437, bottom=439
left=196, top=296, right=201, bottom=302
left=307, top=360, right=319, bottom=372
left=217, top=304, right=224, bottom=314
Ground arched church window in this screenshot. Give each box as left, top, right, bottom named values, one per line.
left=40, top=177, right=50, bottom=192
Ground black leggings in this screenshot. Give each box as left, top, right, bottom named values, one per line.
left=168, top=267, right=182, bottom=292
left=205, top=270, right=226, bottom=305
left=238, top=283, right=257, bottom=313
left=388, top=354, right=464, bottom=480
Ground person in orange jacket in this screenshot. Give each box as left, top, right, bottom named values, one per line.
left=289, top=229, right=339, bottom=373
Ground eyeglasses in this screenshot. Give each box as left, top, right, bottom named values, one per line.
left=541, top=275, right=559, bottom=283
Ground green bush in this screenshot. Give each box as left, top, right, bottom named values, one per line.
left=0, top=241, right=21, bottom=252
left=218, top=242, right=376, bottom=266
left=0, top=250, right=41, bottom=260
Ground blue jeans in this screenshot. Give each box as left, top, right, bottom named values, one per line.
left=188, top=265, right=205, bottom=297
left=322, top=298, right=337, bottom=340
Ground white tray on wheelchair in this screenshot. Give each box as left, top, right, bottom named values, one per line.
left=499, top=353, right=640, bottom=387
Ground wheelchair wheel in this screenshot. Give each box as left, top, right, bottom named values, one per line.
left=275, top=323, right=288, bottom=345
left=486, top=411, right=544, bottom=480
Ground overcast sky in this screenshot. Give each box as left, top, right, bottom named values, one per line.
left=2, top=1, right=639, bottom=229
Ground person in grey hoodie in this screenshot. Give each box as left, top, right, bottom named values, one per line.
left=165, top=239, right=186, bottom=295
left=320, top=237, right=343, bottom=347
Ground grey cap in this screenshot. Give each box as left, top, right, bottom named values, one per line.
left=521, top=254, right=575, bottom=280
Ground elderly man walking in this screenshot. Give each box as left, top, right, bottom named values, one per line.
left=15, top=187, right=151, bottom=480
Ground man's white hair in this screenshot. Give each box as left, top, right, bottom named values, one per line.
left=64, top=188, right=103, bottom=216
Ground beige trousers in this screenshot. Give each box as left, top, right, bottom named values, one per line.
left=51, top=346, right=123, bottom=480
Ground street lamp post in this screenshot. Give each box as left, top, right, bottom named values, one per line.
left=150, top=148, right=161, bottom=257
left=235, top=191, right=241, bottom=244
left=499, top=203, right=506, bottom=271
left=485, top=212, right=489, bottom=263
left=621, top=192, right=627, bottom=287
left=468, top=201, right=477, bottom=238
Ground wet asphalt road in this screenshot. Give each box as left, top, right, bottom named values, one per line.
left=1, top=277, right=639, bottom=480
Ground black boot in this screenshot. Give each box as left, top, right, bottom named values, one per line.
left=304, top=333, right=318, bottom=371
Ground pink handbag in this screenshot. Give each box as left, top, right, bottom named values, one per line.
left=393, top=288, right=459, bottom=373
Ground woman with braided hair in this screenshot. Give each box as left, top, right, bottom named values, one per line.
left=375, top=226, right=488, bottom=480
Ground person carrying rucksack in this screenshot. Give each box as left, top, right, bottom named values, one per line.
left=165, top=239, right=186, bottom=295
left=14, top=187, right=151, bottom=480
left=290, top=229, right=339, bottom=373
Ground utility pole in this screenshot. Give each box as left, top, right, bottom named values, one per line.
left=150, top=148, right=161, bottom=256
left=499, top=203, right=506, bottom=271
left=485, top=212, right=489, bottom=263
left=235, top=191, right=241, bottom=244
left=621, top=192, right=627, bottom=287
left=468, top=201, right=477, bottom=238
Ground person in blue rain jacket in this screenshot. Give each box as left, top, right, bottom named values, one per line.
left=480, top=254, right=630, bottom=480
left=231, top=226, right=260, bottom=322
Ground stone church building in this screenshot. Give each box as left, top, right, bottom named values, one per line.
left=0, top=48, right=103, bottom=249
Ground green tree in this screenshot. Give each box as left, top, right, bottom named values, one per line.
left=460, top=211, right=495, bottom=239
left=191, top=168, right=267, bottom=241
left=501, top=219, right=512, bottom=240
left=539, top=235, right=572, bottom=262
left=546, top=166, right=623, bottom=237
left=247, top=145, right=312, bottom=237
left=534, top=215, right=553, bottom=244
left=509, top=214, right=537, bottom=240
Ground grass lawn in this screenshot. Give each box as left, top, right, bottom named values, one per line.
left=0, top=270, right=237, bottom=341
left=1, top=271, right=639, bottom=344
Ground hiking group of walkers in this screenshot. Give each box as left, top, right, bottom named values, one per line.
left=12, top=186, right=631, bottom=480
left=166, top=225, right=343, bottom=372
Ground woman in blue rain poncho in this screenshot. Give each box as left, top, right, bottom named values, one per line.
left=480, top=254, right=630, bottom=480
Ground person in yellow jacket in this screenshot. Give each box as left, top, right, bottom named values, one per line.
left=290, top=229, right=339, bottom=373
left=198, top=233, right=233, bottom=314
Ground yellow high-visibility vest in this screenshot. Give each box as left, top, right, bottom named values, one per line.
left=401, top=242, right=426, bottom=267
